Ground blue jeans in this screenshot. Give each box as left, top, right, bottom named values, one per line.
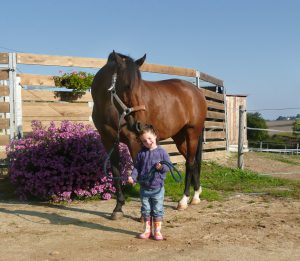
left=140, top=186, right=165, bottom=220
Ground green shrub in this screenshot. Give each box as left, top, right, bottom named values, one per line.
left=54, top=71, right=94, bottom=93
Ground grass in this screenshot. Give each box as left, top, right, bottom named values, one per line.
left=124, top=161, right=300, bottom=202
left=2, top=156, right=300, bottom=203
left=201, top=161, right=299, bottom=199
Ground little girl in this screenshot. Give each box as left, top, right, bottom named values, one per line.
left=128, top=125, right=171, bottom=240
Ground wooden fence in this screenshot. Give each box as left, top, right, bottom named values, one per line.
left=0, top=52, right=227, bottom=162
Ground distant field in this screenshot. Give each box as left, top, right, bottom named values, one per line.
left=266, top=120, right=294, bottom=133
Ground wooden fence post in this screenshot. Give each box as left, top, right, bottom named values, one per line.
left=238, top=105, right=245, bottom=169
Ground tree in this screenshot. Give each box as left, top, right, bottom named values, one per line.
left=276, top=116, right=286, bottom=120
left=247, top=112, right=269, bottom=141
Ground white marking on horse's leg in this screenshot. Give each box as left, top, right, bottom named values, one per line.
left=190, top=186, right=202, bottom=205
left=177, top=195, right=190, bottom=210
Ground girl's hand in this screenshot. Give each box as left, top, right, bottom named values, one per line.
left=155, top=162, right=162, bottom=170
left=128, top=176, right=134, bottom=184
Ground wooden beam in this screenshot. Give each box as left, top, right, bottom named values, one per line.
left=202, top=89, right=224, bottom=101
left=206, top=100, right=225, bottom=111
left=0, top=70, right=8, bottom=80
left=169, top=150, right=227, bottom=163
left=203, top=141, right=226, bottom=150
left=203, top=150, right=227, bottom=161
left=0, top=119, right=10, bottom=129
left=161, top=144, right=179, bottom=154
left=207, top=111, right=225, bottom=120
left=22, top=102, right=91, bottom=118
left=17, top=53, right=107, bottom=68
left=140, top=63, right=196, bottom=77
left=169, top=154, right=185, bottom=164
left=21, top=89, right=92, bottom=103
left=0, top=85, right=9, bottom=96
left=17, top=53, right=197, bottom=77
left=205, top=121, right=225, bottom=129
left=0, top=102, right=9, bottom=113
left=162, top=140, right=227, bottom=153
left=19, top=73, right=226, bottom=89
left=205, top=131, right=226, bottom=140
left=18, top=73, right=55, bottom=86
left=0, top=53, right=8, bottom=64
left=200, top=72, right=224, bottom=87
left=16, top=53, right=223, bottom=81
left=0, top=135, right=10, bottom=146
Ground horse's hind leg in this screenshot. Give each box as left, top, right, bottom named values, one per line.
left=177, top=160, right=199, bottom=210
left=190, top=128, right=205, bottom=205
left=173, top=129, right=198, bottom=210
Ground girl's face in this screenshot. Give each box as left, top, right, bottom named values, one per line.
left=139, top=131, right=157, bottom=150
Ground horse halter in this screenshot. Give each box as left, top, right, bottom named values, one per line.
left=108, top=72, right=146, bottom=118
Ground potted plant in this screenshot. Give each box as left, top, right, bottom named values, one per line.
left=53, top=71, right=95, bottom=100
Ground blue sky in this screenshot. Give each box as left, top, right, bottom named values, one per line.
left=1, top=0, right=299, bottom=120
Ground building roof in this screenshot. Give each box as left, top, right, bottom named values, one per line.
left=226, top=94, right=248, bottom=97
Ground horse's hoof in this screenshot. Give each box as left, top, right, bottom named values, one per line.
left=111, top=211, right=124, bottom=220
left=177, top=203, right=188, bottom=211
left=190, top=198, right=201, bottom=205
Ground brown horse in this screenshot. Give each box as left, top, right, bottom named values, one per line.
left=91, top=51, right=207, bottom=219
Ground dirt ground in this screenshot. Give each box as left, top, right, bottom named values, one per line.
left=224, top=152, right=300, bottom=180
left=0, top=152, right=299, bottom=261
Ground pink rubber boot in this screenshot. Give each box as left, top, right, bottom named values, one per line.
left=138, top=219, right=152, bottom=239
left=153, top=220, right=163, bottom=241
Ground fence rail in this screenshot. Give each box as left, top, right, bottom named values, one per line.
left=249, top=148, right=300, bottom=154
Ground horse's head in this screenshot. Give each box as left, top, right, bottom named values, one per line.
left=107, top=51, right=147, bottom=133
left=108, top=51, right=146, bottom=89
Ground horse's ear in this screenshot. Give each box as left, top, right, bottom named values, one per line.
left=135, top=54, right=146, bottom=67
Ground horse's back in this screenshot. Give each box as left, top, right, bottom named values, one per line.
left=145, top=78, right=205, bottom=98
left=143, top=78, right=207, bottom=113
left=142, top=79, right=207, bottom=137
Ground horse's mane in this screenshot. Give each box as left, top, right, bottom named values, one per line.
left=107, top=52, right=142, bottom=88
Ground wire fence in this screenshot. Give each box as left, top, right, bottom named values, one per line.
left=237, top=106, right=300, bottom=171
left=246, top=123, right=300, bottom=155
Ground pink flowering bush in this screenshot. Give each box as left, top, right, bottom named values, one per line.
left=6, top=121, right=132, bottom=202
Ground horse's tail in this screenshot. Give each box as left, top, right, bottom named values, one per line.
left=195, top=127, right=205, bottom=177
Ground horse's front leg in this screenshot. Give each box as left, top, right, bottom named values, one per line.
left=110, top=147, right=125, bottom=220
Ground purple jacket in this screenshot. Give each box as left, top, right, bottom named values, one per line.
left=131, top=146, right=171, bottom=189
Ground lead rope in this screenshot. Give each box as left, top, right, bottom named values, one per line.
left=138, top=160, right=182, bottom=184
left=103, top=111, right=129, bottom=181
left=103, top=72, right=128, bottom=181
